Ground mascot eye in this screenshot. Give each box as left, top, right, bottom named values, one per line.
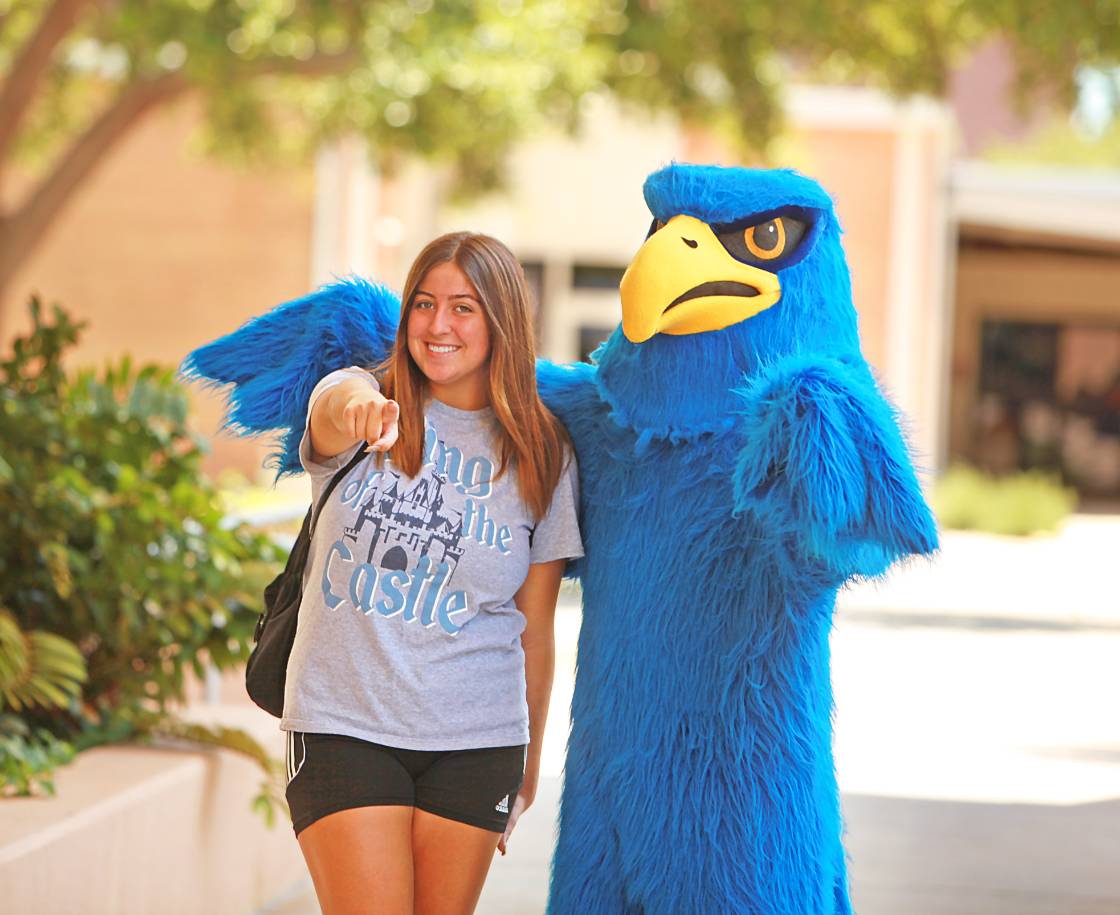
left=744, top=219, right=786, bottom=260
left=645, top=217, right=667, bottom=239
left=714, top=212, right=813, bottom=270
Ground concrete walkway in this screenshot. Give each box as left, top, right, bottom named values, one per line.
left=267, top=517, right=1120, bottom=914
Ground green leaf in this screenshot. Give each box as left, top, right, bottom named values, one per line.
left=1, top=298, right=278, bottom=795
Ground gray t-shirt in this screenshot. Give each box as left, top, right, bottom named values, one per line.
left=281, top=367, right=584, bottom=750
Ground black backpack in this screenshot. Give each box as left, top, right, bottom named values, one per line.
left=245, top=446, right=368, bottom=717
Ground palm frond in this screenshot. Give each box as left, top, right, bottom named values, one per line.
left=0, top=610, right=87, bottom=712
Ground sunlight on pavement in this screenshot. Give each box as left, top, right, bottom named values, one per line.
left=833, top=624, right=1120, bottom=806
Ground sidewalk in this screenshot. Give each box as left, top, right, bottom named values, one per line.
left=837, top=513, right=1120, bottom=627
left=831, top=515, right=1120, bottom=914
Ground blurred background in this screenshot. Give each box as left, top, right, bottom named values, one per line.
left=0, top=1, right=1118, bottom=913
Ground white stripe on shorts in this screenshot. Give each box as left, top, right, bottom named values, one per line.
left=285, top=731, right=307, bottom=784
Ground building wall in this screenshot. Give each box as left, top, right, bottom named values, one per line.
left=0, top=95, right=317, bottom=480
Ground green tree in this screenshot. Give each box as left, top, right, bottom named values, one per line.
left=1, top=0, right=1117, bottom=306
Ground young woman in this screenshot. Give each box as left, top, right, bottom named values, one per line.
left=282, top=233, right=583, bottom=915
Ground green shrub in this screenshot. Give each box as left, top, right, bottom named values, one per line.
left=0, top=297, right=283, bottom=803
left=933, top=465, right=1076, bottom=536
left=0, top=715, right=76, bottom=797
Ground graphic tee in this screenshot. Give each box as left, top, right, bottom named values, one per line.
left=281, top=368, right=584, bottom=750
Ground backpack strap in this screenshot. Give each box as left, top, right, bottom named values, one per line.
left=259, top=443, right=372, bottom=623
left=309, top=444, right=372, bottom=535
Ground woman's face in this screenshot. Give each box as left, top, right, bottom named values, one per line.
left=406, top=260, right=492, bottom=409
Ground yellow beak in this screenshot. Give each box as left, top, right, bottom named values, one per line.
left=620, top=215, right=782, bottom=343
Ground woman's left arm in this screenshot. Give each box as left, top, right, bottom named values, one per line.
left=499, top=557, right=565, bottom=855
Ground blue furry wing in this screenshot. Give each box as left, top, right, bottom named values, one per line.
left=733, top=353, right=939, bottom=583
left=536, top=358, right=601, bottom=449
left=179, top=276, right=401, bottom=476
left=536, top=358, right=603, bottom=581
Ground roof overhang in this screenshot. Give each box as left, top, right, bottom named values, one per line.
left=952, top=160, right=1120, bottom=253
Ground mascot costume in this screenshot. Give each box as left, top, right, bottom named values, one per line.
left=184, top=163, right=938, bottom=914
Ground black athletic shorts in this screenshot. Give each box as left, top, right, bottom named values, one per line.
left=284, top=731, right=526, bottom=836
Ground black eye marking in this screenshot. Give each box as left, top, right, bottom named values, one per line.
left=712, top=206, right=820, bottom=271
left=682, top=237, right=698, bottom=248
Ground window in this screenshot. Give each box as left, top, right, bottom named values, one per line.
left=520, top=260, right=545, bottom=345
left=974, top=319, right=1120, bottom=495
left=577, top=325, right=615, bottom=363
left=521, top=260, right=544, bottom=312
left=572, top=264, right=626, bottom=290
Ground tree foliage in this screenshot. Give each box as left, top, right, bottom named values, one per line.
left=0, top=609, right=87, bottom=712
left=0, top=0, right=1117, bottom=295
left=4, top=1, right=1117, bottom=172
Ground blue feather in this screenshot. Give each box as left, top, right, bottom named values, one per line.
left=179, top=276, right=399, bottom=475
left=644, top=162, right=836, bottom=226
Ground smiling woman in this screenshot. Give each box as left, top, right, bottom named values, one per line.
left=406, top=261, right=492, bottom=410
left=283, top=231, right=583, bottom=915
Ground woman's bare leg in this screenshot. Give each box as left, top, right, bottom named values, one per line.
left=411, top=808, right=502, bottom=915
left=297, top=805, right=415, bottom=915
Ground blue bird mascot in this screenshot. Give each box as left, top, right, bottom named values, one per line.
left=183, top=163, right=938, bottom=915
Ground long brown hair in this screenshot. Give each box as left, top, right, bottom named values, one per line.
left=376, top=232, right=570, bottom=521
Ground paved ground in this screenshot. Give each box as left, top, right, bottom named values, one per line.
left=265, top=517, right=1120, bottom=915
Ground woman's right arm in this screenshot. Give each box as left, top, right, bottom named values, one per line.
left=309, top=376, right=400, bottom=460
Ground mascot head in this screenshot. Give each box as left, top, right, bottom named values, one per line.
left=595, top=163, right=862, bottom=440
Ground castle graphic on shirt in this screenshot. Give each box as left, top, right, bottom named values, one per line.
left=346, top=472, right=467, bottom=580
left=319, top=423, right=516, bottom=636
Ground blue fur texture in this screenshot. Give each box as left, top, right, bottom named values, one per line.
left=538, top=163, right=938, bottom=913
left=181, top=163, right=938, bottom=913
left=179, top=277, right=400, bottom=475
left=644, top=163, right=835, bottom=227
